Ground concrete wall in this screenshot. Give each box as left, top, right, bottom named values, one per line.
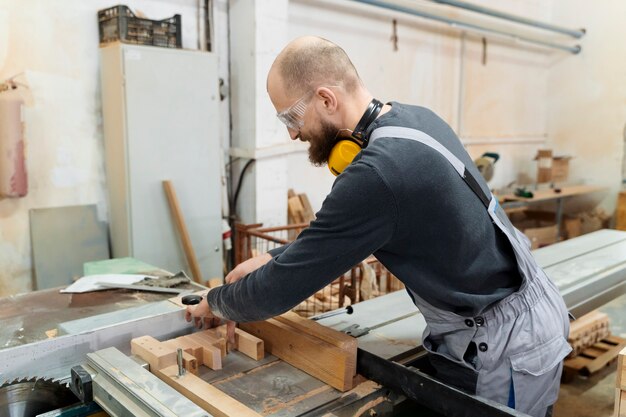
left=0, top=0, right=225, bottom=296
left=547, top=0, right=626, bottom=213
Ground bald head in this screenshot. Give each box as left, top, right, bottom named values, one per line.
left=269, top=36, right=362, bottom=99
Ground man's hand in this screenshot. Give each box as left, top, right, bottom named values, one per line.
left=185, top=297, right=220, bottom=330
left=222, top=252, right=273, bottom=343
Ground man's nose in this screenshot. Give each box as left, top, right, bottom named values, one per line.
left=287, top=127, right=300, bottom=140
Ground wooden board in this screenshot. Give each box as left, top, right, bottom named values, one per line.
left=616, top=387, right=626, bottom=417
left=162, top=340, right=198, bottom=374
left=619, top=346, right=626, bottom=390
left=616, top=346, right=626, bottom=417
left=240, top=318, right=356, bottom=391
left=163, top=180, right=203, bottom=282
left=155, top=365, right=262, bottom=417
left=214, top=325, right=264, bottom=360
left=274, top=312, right=357, bottom=351
left=187, top=330, right=227, bottom=358
left=130, top=335, right=177, bottom=371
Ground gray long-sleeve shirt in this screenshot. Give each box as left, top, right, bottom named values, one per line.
left=207, top=103, right=522, bottom=321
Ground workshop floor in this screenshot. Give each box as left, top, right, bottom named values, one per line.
left=554, top=293, right=626, bottom=417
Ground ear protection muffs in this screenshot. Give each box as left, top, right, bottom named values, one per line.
left=328, top=98, right=384, bottom=176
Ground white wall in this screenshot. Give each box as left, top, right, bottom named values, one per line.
left=1, top=0, right=621, bottom=296
left=0, top=0, right=224, bottom=296
left=547, top=0, right=626, bottom=213
left=282, top=0, right=556, bottom=214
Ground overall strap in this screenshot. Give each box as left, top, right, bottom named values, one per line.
left=369, top=126, right=491, bottom=209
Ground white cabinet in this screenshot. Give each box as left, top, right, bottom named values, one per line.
left=100, top=43, right=222, bottom=280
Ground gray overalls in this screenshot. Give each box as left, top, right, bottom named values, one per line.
left=370, top=127, right=572, bottom=417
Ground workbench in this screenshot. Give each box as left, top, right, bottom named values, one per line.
left=1, top=229, right=626, bottom=417
left=497, top=184, right=607, bottom=236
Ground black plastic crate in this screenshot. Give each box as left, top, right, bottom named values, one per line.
left=98, top=5, right=182, bottom=48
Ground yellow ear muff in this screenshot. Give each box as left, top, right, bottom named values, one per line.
left=328, top=140, right=362, bottom=176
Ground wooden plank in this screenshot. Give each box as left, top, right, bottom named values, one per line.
left=155, top=365, right=262, bottom=417
left=298, top=193, right=315, bottom=222
left=214, top=325, right=264, bottom=360
left=175, top=334, right=222, bottom=370
left=240, top=318, right=356, bottom=391
left=582, top=347, right=607, bottom=358
left=583, top=338, right=626, bottom=375
left=618, top=346, right=626, bottom=390
left=563, top=356, right=588, bottom=371
left=163, top=180, right=202, bottom=282
left=288, top=196, right=305, bottom=224
left=274, top=311, right=357, bottom=351
left=130, top=335, right=177, bottom=371
left=616, top=388, right=626, bottom=417
left=568, top=310, right=609, bottom=341
left=187, top=330, right=227, bottom=357
left=162, top=340, right=199, bottom=374
left=171, top=337, right=204, bottom=362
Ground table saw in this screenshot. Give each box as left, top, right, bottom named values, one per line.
left=1, top=229, right=626, bottom=417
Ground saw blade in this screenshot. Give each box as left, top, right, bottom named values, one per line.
left=0, top=377, right=78, bottom=417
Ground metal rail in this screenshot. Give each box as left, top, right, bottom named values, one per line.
left=431, top=0, right=585, bottom=38
left=357, top=348, right=531, bottom=417
left=350, top=0, right=582, bottom=54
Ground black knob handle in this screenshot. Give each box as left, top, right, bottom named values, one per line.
left=181, top=294, right=203, bottom=305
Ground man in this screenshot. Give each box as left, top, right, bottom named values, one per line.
left=187, top=36, right=571, bottom=417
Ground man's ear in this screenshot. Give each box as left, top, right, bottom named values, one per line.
left=315, top=87, right=338, bottom=114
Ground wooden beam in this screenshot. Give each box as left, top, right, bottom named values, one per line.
left=618, top=346, right=626, bottom=391
left=155, top=365, right=262, bottom=417
left=130, top=335, right=177, bottom=371
left=214, top=325, right=265, bottom=360
left=177, top=335, right=222, bottom=370
left=170, top=337, right=204, bottom=362
left=616, top=388, right=626, bottom=417
left=240, top=318, right=356, bottom=391
left=274, top=311, right=356, bottom=351
left=163, top=180, right=202, bottom=282
left=187, top=330, right=227, bottom=358
left=161, top=340, right=198, bottom=374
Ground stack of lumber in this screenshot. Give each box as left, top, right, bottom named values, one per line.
left=567, top=310, right=611, bottom=358
left=616, top=346, right=626, bottom=417
left=562, top=310, right=626, bottom=382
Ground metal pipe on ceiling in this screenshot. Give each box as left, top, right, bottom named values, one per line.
left=430, top=0, right=585, bottom=39
left=349, top=0, right=582, bottom=54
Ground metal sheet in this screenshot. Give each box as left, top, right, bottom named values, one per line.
left=317, top=230, right=626, bottom=358
left=537, top=230, right=626, bottom=317
left=0, top=287, right=186, bottom=349
left=0, top=304, right=191, bottom=383
left=30, top=205, right=110, bottom=290
left=87, top=347, right=209, bottom=417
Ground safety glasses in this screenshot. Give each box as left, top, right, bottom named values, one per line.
left=276, top=93, right=312, bottom=131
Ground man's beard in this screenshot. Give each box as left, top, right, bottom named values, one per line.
left=303, top=120, right=341, bottom=166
